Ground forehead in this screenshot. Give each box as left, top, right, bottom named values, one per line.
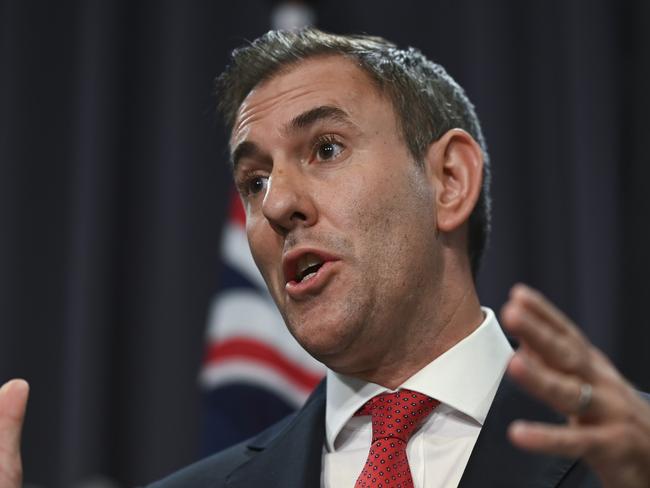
left=230, top=55, right=388, bottom=145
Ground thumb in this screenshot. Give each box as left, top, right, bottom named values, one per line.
left=0, top=379, right=29, bottom=485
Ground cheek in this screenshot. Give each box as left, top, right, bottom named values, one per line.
left=350, top=172, right=414, bottom=226
left=353, top=171, right=434, bottom=260
left=246, top=217, right=279, bottom=282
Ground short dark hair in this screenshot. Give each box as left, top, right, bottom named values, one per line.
left=216, top=28, right=491, bottom=278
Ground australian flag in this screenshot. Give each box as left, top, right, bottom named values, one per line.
left=199, top=191, right=326, bottom=454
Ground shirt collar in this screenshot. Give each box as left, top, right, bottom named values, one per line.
left=325, top=307, right=514, bottom=452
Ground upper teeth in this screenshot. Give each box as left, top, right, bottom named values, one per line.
left=296, top=253, right=323, bottom=281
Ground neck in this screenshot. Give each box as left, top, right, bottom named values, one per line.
left=341, top=257, right=484, bottom=390
left=374, top=284, right=483, bottom=390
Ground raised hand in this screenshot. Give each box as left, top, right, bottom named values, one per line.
left=501, top=284, right=650, bottom=488
left=0, top=380, right=28, bottom=488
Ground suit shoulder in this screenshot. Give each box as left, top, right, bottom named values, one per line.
left=144, top=413, right=298, bottom=488
left=145, top=439, right=253, bottom=488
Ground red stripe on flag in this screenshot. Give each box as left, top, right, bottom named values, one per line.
left=205, top=338, right=322, bottom=391
left=229, top=191, right=246, bottom=228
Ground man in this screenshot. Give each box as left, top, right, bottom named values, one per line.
left=1, top=28, right=649, bottom=488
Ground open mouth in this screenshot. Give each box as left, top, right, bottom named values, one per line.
left=283, top=248, right=338, bottom=287
left=283, top=248, right=340, bottom=298
left=294, top=253, right=324, bottom=283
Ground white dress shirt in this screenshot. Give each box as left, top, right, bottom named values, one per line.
left=321, top=308, right=514, bottom=488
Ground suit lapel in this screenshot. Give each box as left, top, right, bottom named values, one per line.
left=226, top=381, right=326, bottom=488
left=222, top=368, right=595, bottom=487
left=458, top=376, right=578, bottom=488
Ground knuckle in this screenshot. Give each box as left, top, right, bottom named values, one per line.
left=539, top=374, right=561, bottom=398
left=582, top=430, right=612, bottom=460
left=554, top=434, right=583, bottom=457
left=558, top=343, right=590, bottom=374
left=615, top=423, right=638, bottom=445
left=556, top=343, right=580, bottom=370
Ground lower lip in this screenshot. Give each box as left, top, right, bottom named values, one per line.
left=285, top=260, right=339, bottom=300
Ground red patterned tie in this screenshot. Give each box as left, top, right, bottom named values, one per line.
left=354, top=389, right=439, bottom=488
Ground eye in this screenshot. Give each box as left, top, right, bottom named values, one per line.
left=236, top=171, right=269, bottom=198
left=247, top=175, right=268, bottom=196
left=314, top=136, right=344, bottom=162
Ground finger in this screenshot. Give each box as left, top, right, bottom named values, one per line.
left=507, top=351, right=601, bottom=418
left=507, top=420, right=604, bottom=458
left=0, top=380, right=29, bottom=455
left=509, top=284, right=580, bottom=337
left=510, top=418, right=650, bottom=487
left=502, top=300, right=593, bottom=378
left=508, top=419, right=649, bottom=464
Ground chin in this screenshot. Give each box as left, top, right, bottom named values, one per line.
left=287, top=315, right=358, bottom=362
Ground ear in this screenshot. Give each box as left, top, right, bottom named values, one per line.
left=424, top=129, right=484, bottom=233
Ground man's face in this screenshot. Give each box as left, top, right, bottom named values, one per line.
left=231, top=56, right=443, bottom=375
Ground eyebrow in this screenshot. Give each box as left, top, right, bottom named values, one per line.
left=230, top=105, right=353, bottom=171
left=230, top=140, right=265, bottom=173
left=282, top=105, right=352, bottom=136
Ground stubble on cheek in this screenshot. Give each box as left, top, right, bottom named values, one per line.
left=352, top=167, right=437, bottom=333
left=312, top=189, right=419, bottom=371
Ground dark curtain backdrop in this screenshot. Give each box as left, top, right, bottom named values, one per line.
left=1, top=1, right=648, bottom=487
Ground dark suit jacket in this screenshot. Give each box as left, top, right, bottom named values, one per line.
left=147, top=377, right=601, bottom=487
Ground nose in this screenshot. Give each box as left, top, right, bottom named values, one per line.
left=261, top=166, right=317, bottom=236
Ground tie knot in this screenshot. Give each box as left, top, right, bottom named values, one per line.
left=355, top=389, right=439, bottom=443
